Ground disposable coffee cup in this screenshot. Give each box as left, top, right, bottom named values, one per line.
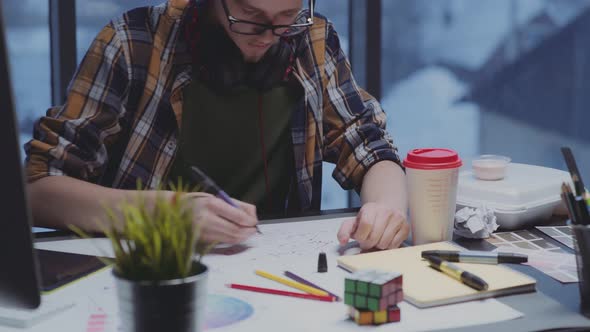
left=403, top=148, right=462, bottom=245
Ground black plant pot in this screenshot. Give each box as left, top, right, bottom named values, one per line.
left=114, top=262, right=208, bottom=332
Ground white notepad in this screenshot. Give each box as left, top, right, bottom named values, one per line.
left=338, top=242, right=537, bottom=308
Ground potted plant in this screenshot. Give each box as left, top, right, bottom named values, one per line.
left=72, top=184, right=210, bottom=332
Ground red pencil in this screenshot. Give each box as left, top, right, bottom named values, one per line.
left=226, top=283, right=335, bottom=302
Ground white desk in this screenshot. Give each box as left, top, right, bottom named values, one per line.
left=4, top=216, right=590, bottom=331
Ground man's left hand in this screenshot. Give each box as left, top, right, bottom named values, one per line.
left=337, top=202, right=409, bottom=250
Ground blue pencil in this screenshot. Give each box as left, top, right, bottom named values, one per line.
left=284, top=271, right=340, bottom=301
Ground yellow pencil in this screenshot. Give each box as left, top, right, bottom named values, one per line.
left=255, top=270, right=329, bottom=297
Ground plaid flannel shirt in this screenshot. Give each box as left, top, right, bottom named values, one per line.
left=25, top=3, right=401, bottom=212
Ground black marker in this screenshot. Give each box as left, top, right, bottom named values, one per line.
left=422, top=250, right=527, bottom=264
left=424, top=255, right=488, bottom=291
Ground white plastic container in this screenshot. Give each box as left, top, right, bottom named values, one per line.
left=472, top=155, right=511, bottom=180
left=456, top=163, right=572, bottom=229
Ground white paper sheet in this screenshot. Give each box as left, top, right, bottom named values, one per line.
left=491, top=246, right=578, bottom=283
left=484, top=229, right=578, bottom=283
left=13, top=217, right=524, bottom=332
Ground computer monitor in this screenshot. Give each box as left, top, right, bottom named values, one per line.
left=0, top=1, right=43, bottom=310
left=0, top=2, right=106, bottom=311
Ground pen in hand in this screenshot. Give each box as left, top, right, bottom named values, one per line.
left=424, top=255, right=488, bottom=291
left=189, top=166, right=262, bottom=234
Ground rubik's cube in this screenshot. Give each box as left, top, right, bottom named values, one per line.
left=344, top=270, right=403, bottom=325
left=348, top=305, right=401, bottom=325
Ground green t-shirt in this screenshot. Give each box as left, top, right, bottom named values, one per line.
left=168, top=79, right=301, bottom=215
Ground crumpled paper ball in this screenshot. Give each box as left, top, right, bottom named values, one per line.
left=454, top=205, right=499, bottom=239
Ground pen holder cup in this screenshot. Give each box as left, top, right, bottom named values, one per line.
left=572, top=225, right=590, bottom=318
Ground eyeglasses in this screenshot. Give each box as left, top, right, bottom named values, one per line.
left=220, top=0, right=314, bottom=37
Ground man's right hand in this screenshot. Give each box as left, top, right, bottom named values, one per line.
left=186, top=193, right=259, bottom=244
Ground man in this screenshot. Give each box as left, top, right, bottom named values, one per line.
left=25, top=0, right=409, bottom=250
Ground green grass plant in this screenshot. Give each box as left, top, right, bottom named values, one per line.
left=71, top=180, right=210, bottom=281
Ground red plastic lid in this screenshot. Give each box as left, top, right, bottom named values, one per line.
left=403, top=148, right=462, bottom=170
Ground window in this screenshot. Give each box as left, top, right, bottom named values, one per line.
left=381, top=0, right=590, bottom=172
left=3, top=1, right=50, bottom=153
left=76, top=0, right=162, bottom=63
left=316, top=1, right=349, bottom=210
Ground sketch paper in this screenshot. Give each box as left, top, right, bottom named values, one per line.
left=29, top=217, right=523, bottom=332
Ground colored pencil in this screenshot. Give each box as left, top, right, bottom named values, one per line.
left=561, top=147, right=587, bottom=198
left=562, top=183, right=578, bottom=224
left=226, top=284, right=335, bottom=302
left=577, top=196, right=590, bottom=225
left=255, top=270, right=329, bottom=296
left=283, top=271, right=340, bottom=301
left=562, top=182, right=590, bottom=225
left=189, top=166, right=262, bottom=234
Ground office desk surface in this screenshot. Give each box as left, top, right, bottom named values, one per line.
left=24, top=214, right=590, bottom=332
